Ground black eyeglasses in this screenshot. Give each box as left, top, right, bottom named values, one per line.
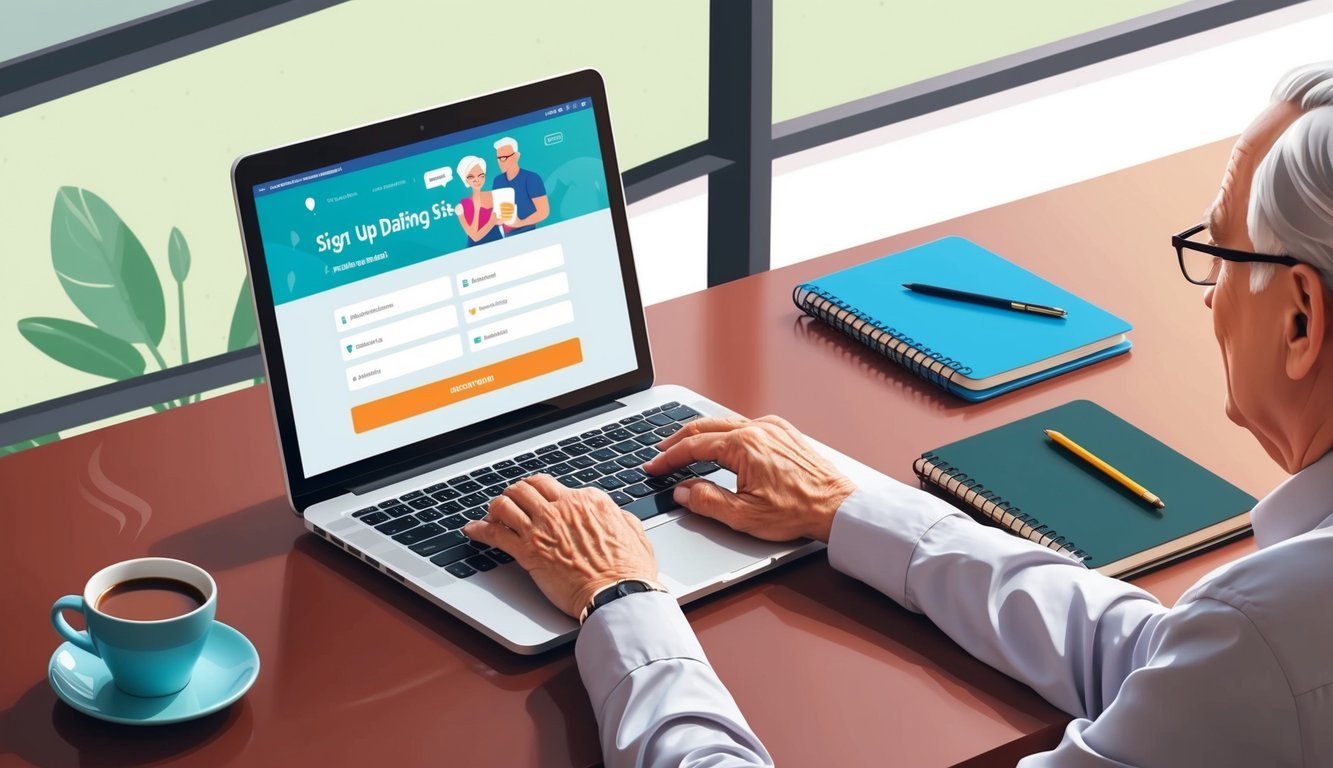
left=1172, top=223, right=1300, bottom=285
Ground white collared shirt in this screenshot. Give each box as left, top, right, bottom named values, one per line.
left=576, top=452, right=1333, bottom=767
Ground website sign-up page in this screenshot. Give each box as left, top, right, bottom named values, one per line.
left=253, top=100, right=637, bottom=477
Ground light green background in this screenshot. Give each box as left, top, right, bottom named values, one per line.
left=0, top=0, right=1185, bottom=428
left=773, top=0, right=1185, bottom=122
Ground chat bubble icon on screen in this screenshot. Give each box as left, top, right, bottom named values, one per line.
left=424, top=167, right=453, bottom=190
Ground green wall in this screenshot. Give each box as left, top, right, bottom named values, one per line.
left=0, top=0, right=1189, bottom=440
left=773, top=0, right=1186, bottom=122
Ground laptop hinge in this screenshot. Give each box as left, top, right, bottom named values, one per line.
left=344, top=399, right=625, bottom=496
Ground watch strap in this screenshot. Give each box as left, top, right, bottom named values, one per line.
left=579, top=579, right=667, bottom=624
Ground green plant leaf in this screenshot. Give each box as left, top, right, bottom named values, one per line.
left=18, top=316, right=146, bottom=380
left=168, top=227, right=191, bottom=283
left=50, top=187, right=165, bottom=345
left=228, top=276, right=257, bottom=351
left=171, top=227, right=191, bottom=369
left=0, top=432, right=60, bottom=457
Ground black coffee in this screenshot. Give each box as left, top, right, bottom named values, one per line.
left=97, top=577, right=206, bottom=621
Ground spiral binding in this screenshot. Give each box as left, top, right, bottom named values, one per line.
left=912, top=453, right=1090, bottom=563
left=792, top=284, right=972, bottom=390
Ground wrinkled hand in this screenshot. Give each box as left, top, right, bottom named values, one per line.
left=463, top=475, right=658, bottom=618
left=642, top=415, right=856, bottom=543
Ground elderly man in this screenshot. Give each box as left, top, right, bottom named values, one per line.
left=491, top=136, right=549, bottom=235
left=464, top=62, right=1333, bottom=766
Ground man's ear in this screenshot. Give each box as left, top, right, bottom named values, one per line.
left=1284, top=265, right=1327, bottom=380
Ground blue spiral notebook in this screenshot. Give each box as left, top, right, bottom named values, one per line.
left=793, top=237, right=1132, bottom=402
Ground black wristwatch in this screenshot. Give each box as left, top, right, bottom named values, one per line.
left=579, top=579, right=667, bottom=624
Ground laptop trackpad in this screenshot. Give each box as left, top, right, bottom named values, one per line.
left=649, top=514, right=779, bottom=590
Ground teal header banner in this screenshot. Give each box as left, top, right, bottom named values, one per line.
left=255, top=108, right=608, bottom=304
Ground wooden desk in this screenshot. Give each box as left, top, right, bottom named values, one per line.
left=0, top=138, right=1286, bottom=767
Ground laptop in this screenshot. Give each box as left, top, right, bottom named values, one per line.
left=232, top=69, right=880, bottom=653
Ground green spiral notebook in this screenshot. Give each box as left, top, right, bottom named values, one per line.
left=912, top=400, right=1256, bottom=578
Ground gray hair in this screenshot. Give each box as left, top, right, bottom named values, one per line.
left=493, top=136, right=518, bottom=153
left=457, top=155, right=485, bottom=184
left=1246, top=62, right=1333, bottom=292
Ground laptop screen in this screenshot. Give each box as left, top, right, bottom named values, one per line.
left=248, top=97, right=638, bottom=478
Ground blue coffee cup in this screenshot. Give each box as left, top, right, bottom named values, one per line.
left=51, top=557, right=217, bottom=698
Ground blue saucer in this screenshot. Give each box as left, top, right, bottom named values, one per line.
left=48, top=621, right=259, bottom=725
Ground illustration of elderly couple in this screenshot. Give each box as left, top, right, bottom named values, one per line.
left=455, top=137, right=549, bottom=246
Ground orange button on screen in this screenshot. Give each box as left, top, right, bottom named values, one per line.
left=350, top=337, right=583, bottom=433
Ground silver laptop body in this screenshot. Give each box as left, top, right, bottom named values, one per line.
left=232, top=70, right=880, bottom=653
left=306, top=385, right=882, bottom=653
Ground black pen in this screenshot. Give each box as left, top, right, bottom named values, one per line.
left=902, top=282, right=1067, bottom=318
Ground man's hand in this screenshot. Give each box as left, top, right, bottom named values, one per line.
left=642, top=415, right=856, bottom=543
left=463, top=475, right=658, bottom=618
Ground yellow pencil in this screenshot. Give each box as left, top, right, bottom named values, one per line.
left=1044, top=429, right=1166, bottom=509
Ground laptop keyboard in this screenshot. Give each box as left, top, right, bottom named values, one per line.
left=347, top=402, right=721, bottom=579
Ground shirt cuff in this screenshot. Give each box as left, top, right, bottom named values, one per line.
left=827, top=472, right=965, bottom=610
left=576, top=590, right=708, bottom=711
